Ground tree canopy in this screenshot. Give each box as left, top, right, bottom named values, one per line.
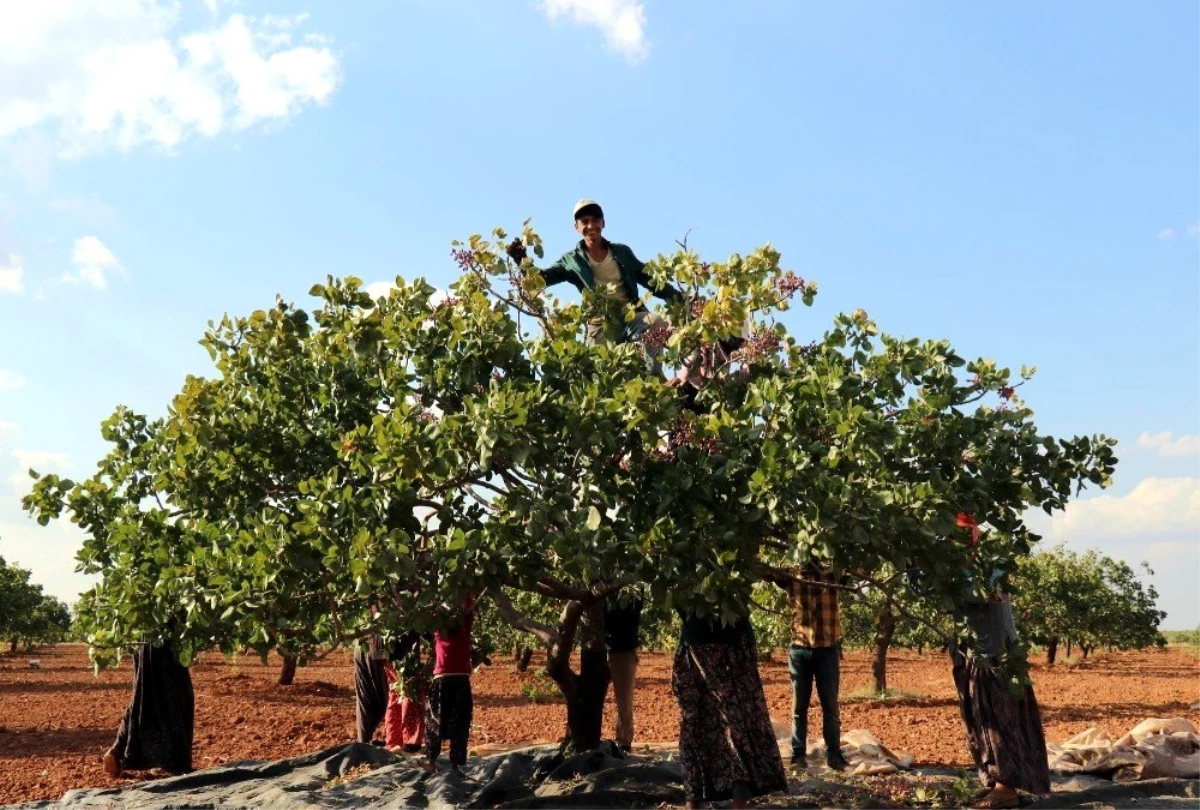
left=22, top=225, right=1117, bottom=684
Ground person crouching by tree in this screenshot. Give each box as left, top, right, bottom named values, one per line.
left=763, top=563, right=850, bottom=773
left=424, top=598, right=475, bottom=776
left=672, top=608, right=787, bottom=809
left=603, top=587, right=643, bottom=754
left=505, top=198, right=683, bottom=350
left=951, top=513, right=1050, bottom=809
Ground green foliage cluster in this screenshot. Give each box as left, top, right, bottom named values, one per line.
left=20, top=223, right=1116, bottom=695
left=1011, top=544, right=1166, bottom=659
left=520, top=671, right=561, bottom=704
left=0, top=553, right=73, bottom=650
left=1161, top=627, right=1200, bottom=646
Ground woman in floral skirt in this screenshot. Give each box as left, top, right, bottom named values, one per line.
left=672, top=611, right=787, bottom=809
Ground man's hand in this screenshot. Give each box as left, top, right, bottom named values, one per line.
left=666, top=370, right=689, bottom=388
left=505, top=238, right=528, bottom=263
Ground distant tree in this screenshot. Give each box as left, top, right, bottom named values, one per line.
left=841, top=578, right=950, bottom=693
left=0, top=553, right=72, bottom=651
left=1012, top=545, right=1165, bottom=663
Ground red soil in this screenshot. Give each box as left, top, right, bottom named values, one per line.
left=0, top=644, right=1196, bottom=804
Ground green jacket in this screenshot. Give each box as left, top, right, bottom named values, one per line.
left=541, top=240, right=682, bottom=307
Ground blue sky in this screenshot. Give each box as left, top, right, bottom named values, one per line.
left=0, top=1, right=1196, bottom=627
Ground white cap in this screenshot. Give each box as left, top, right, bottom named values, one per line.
left=573, top=198, right=604, bottom=220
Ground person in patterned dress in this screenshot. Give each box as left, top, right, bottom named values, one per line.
left=951, top=512, right=1051, bottom=809
left=671, top=611, right=787, bottom=808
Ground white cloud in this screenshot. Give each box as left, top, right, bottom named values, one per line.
left=7, top=448, right=71, bottom=496
left=0, top=420, right=17, bottom=442
left=364, top=280, right=396, bottom=301
left=1025, top=477, right=1200, bottom=629
left=0, top=252, right=22, bottom=293
left=0, top=518, right=94, bottom=605
left=1137, top=431, right=1200, bottom=458
left=540, top=0, right=649, bottom=61
left=0, top=369, right=26, bottom=391
left=0, top=2, right=340, bottom=157
left=63, top=235, right=125, bottom=289
left=1157, top=228, right=1176, bottom=240
left=1043, top=477, right=1199, bottom=539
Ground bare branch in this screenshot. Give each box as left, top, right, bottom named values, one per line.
left=472, top=478, right=508, bottom=498
left=485, top=586, right=558, bottom=647
left=529, top=576, right=593, bottom=603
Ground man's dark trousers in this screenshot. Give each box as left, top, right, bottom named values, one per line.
left=788, top=644, right=841, bottom=761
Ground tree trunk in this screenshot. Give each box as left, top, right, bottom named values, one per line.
left=278, top=653, right=298, bottom=686
left=546, top=602, right=611, bottom=752
left=1081, top=645, right=1091, bottom=660
left=517, top=647, right=533, bottom=673
left=8, top=640, right=15, bottom=653
left=872, top=604, right=896, bottom=694
left=1066, top=639, right=1073, bottom=658
left=1046, top=638, right=1059, bottom=665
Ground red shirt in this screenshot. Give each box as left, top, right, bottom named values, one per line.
left=433, top=599, right=474, bottom=677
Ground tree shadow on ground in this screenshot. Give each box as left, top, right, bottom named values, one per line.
left=0, top=726, right=115, bottom=758
left=0, top=680, right=129, bottom=696
left=1041, top=702, right=1198, bottom=726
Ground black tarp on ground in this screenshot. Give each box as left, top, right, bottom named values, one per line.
left=8, top=743, right=1199, bottom=809
left=12, top=742, right=684, bottom=809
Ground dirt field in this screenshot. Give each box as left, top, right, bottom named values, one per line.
left=0, top=644, right=1196, bottom=804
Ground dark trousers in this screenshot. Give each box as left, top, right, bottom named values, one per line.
left=788, top=644, right=840, bottom=761
left=354, top=647, right=390, bottom=744
left=426, top=675, right=473, bottom=766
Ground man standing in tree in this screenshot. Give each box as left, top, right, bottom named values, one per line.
left=505, top=199, right=683, bottom=748
left=506, top=198, right=682, bottom=346
left=766, top=565, right=850, bottom=772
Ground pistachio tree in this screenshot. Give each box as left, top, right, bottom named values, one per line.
left=0, top=554, right=72, bottom=651
left=1012, top=545, right=1164, bottom=662
left=24, top=224, right=1116, bottom=751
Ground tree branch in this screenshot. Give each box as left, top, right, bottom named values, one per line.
left=852, top=570, right=953, bottom=645
left=528, top=576, right=595, bottom=603
left=485, top=586, right=559, bottom=647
